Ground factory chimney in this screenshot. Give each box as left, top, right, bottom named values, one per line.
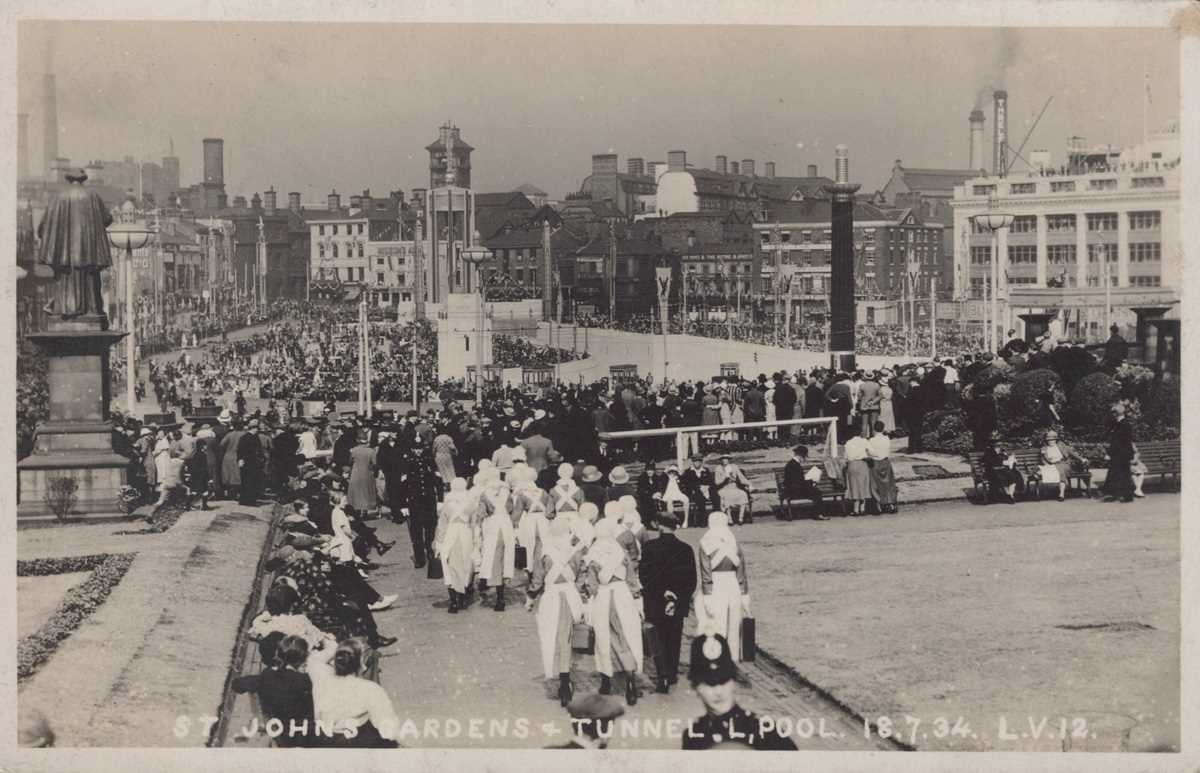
left=993, top=90, right=1008, bottom=177
left=969, top=109, right=986, bottom=171
left=716, top=155, right=728, bottom=175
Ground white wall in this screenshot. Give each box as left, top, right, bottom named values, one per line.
left=654, top=171, right=698, bottom=216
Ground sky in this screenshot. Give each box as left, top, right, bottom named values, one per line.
left=16, top=21, right=1180, bottom=203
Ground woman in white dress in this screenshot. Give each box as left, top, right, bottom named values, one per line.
left=660, top=464, right=691, bottom=523
left=582, top=518, right=644, bottom=705
left=879, top=376, right=896, bottom=435
left=528, top=515, right=588, bottom=707
left=764, top=384, right=777, bottom=439
left=713, top=453, right=754, bottom=525
left=434, top=477, right=476, bottom=613
left=307, top=637, right=400, bottom=747
left=697, top=511, right=750, bottom=661
left=475, top=474, right=516, bottom=611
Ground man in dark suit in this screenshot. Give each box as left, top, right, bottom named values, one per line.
left=804, top=375, right=825, bottom=419
left=636, top=460, right=667, bottom=529
left=639, top=511, right=697, bottom=693
left=781, top=444, right=828, bottom=520
left=742, top=382, right=765, bottom=439
left=236, top=420, right=266, bottom=506
left=681, top=454, right=717, bottom=528
left=772, top=376, right=798, bottom=438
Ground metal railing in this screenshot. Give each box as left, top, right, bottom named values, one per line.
left=599, top=416, right=838, bottom=470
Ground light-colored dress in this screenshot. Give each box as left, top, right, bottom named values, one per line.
left=433, top=434, right=458, bottom=484
left=348, top=444, right=378, bottom=512
left=879, top=385, right=895, bottom=433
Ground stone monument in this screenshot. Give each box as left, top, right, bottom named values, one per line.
left=17, top=171, right=132, bottom=523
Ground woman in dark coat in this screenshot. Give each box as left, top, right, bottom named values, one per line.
left=187, top=439, right=212, bottom=510
left=981, top=435, right=1023, bottom=503
left=1102, top=402, right=1136, bottom=502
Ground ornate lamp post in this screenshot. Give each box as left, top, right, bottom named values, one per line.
left=972, top=196, right=1014, bottom=353
left=108, top=220, right=153, bottom=415
left=462, top=232, right=493, bottom=407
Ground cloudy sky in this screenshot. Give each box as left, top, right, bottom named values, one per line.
left=17, top=21, right=1179, bottom=202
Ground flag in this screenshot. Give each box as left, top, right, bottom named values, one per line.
left=655, top=266, right=672, bottom=309
left=779, top=264, right=798, bottom=294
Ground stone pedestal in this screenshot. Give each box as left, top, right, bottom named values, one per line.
left=17, top=318, right=132, bottom=523
left=1018, top=312, right=1057, bottom=344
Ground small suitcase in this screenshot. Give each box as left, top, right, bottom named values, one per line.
left=426, top=556, right=444, bottom=580
left=514, top=545, right=527, bottom=571
left=740, top=617, right=756, bottom=662
left=570, top=622, right=595, bottom=654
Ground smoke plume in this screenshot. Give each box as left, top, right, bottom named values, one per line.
left=974, top=28, right=1020, bottom=109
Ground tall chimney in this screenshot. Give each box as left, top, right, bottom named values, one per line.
left=716, top=155, right=728, bottom=174
left=646, top=161, right=661, bottom=180
left=993, top=90, right=1008, bottom=177
left=742, top=159, right=755, bottom=177
left=361, top=189, right=372, bottom=211
left=263, top=187, right=277, bottom=215
left=765, top=162, right=776, bottom=179
left=969, top=109, right=986, bottom=171
left=807, top=164, right=819, bottom=177
left=202, top=138, right=225, bottom=186
left=730, top=161, right=740, bottom=175
left=43, top=74, right=58, bottom=181
left=328, top=189, right=341, bottom=212
left=667, top=150, right=687, bottom=172
left=251, top=192, right=262, bottom=210
left=350, top=194, right=363, bottom=210
left=288, top=191, right=302, bottom=213
left=627, top=157, right=645, bottom=176
left=17, top=113, right=29, bottom=180
left=824, top=144, right=861, bottom=371
left=592, top=153, right=618, bottom=176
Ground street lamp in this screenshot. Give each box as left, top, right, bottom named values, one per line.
left=108, top=221, right=154, bottom=416
left=461, top=231, right=493, bottom=407
left=972, top=200, right=1013, bottom=353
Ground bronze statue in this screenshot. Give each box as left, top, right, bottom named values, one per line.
left=36, top=170, right=114, bottom=319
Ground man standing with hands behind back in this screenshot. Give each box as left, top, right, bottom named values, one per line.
left=638, top=510, right=697, bottom=694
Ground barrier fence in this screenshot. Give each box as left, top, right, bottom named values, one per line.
left=599, top=416, right=839, bottom=471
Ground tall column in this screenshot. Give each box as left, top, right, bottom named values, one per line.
left=996, top=226, right=1010, bottom=330
left=1074, top=212, right=1088, bottom=290
left=823, top=145, right=860, bottom=372
left=1035, top=214, right=1048, bottom=287
left=1116, top=209, right=1130, bottom=288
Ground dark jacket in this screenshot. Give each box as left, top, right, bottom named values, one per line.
left=638, top=532, right=697, bottom=620
left=772, top=383, right=798, bottom=418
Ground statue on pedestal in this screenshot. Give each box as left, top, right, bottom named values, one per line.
left=36, top=169, right=114, bottom=320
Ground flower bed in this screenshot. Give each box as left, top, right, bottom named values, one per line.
left=17, top=552, right=136, bottom=684
left=113, top=498, right=192, bottom=535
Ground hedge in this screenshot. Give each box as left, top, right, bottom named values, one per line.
left=971, top=362, right=1013, bottom=395
left=17, top=552, right=137, bottom=684
left=1047, top=345, right=1099, bottom=392
left=999, top=368, right=1065, bottom=437
left=1064, top=372, right=1121, bottom=439
left=919, top=409, right=974, bottom=455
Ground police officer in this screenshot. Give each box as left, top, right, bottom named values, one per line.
left=546, top=693, right=625, bottom=750
left=682, top=633, right=797, bottom=750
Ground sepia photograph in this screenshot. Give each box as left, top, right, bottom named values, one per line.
left=6, top=3, right=1193, bottom=766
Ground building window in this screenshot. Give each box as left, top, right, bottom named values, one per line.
left=970, top=246, right=991, bottom=265
left=1129, top=211, right=1161, bottom=230
left=1047, top=244, right=1077, bottom=264
left=970, top=277, right=985, bottom=298
left=1010, top=276, right=1038, bottom=285
left=377, top=272, right=385, bottom=284
left=1087, top=243, right=1116, bottom=264
left=319, top=244, right=325, bottom=259
left=1088, top=178, right=1117, bottom=191
left=1050, top=181, right=1076, bottom=193
left=1087, top=213, right=1118, bottom=232
left=332, top=244, right=339, bottom=258
left=1008, top=245, right=1037, bottom=265
left=1046, top=214, right=1076, bottom=232
left=801, top=230, right=811, bottom=242
left=1010, top=183, right=1036, bottom=194
left=1131, top=276, right=1162, bottom=287
left=782, top=233, right=792, bottom=243
left=333, top=224, right=339, bottom=235
left=1130, top=242, right=1161, bottom=263
left=1131, top=177, right=1165, bottom=189
left=376, top=257, right=386, bottom=266
left=972, top=184, right=997, bottom=196
left=1010, top=215, right=1036, bottom=233
left=358, top=245, right=365, bottom=258
left=318, top=225, right=325, bottom=236
left=357, top=267, right=364, bottom=282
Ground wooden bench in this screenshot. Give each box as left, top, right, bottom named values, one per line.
left=1133, top=439, right=1181, bottom=491
left=774, top=470, right=847, bottom=519
left=966, top=448, right=1092, bottom=502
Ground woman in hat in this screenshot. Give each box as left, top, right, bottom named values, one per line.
left=136, top=427, right=158, bottom=498
left=1039, top=430, right=1085, bottom=502
left=696, top=511, right=750, bottom=661
left=434, top=478, right=477, bottom=613
left=879, top=373, right=896, bottom=435
left=605, top=466, right=637, bottom=503
left=713, top=453, right=753, bottom=526
left=527, top=514, right=588, bottom=707
left=660, top=464, right=690, bottom=523
left=982, top=433, right=1023, bottom=504
left=583, top=518, right=644, bottom=706
left=842, top=424, right=873, bottom=516
left=700, top=386, right=722, bottom=449
left=432, top=425, right=458, bottom=492
left=347, top=431, right=379, bottom=516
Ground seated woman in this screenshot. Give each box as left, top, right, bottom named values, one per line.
left=1039, top=430, right=1086, bottom=502
left=249, top=581, right=337, bottom=652
left=659, top=465, right=690, bottom=523
left=307, top=637, right=401, bottom=748
left=713, top=453, right=754, bottom=526
left=981, top=435, right=1023, bottom=504
left=233, top=634, right=319, bottom=747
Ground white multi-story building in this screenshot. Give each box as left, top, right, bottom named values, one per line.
left=950, top=127, right=1180, bottom=341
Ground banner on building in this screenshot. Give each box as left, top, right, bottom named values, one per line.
left=779, top=264, right=798, bottom=293
left=655, top=267, right=672, bottom=309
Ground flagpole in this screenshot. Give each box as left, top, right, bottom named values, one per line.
left=1143, top=57, right=1149, bottom=146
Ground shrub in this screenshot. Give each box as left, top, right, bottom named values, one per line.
left=1141, top=377, right=1181, bottom=438
left=17, top=344, right=49, bottom=460
left=44, top=477, right=79, bottom=521
left=999, top=368, right=1065, bottom=437
left=919, top=409, right=974, bottom=455
left=1064, top=371, right=1120, bottom=439
left=971, top=362, right=1013, bottom=395
left=1114, top=363, right=1157, bottom=402
left=1048, top=345, right=1099, bottom=392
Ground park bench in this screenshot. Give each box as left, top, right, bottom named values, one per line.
left=966, top=448, right=1092, bottom=502
left=774, top=470, right=847, bottom=519
left=1133, top=439, right=1181, bottom=491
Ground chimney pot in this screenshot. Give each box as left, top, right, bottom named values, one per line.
left=730, top=161, right=740, bottom=175
left=765, top=162, right=776, bottom=179
left=835, top=145, right=850, bottom=185
left=716, top=155, right=728, bottom=175
left=263, top=187, right=277, bottom=214
left=807, top=164, right=818, bottom=177
left=667, top=150, right=687, bottom=172
left=288, top=192, right=302, bottom=213
left=627, top=157, right=645, bottom=177
left=742, top=159, right=755, bottom=177
left=328, top=190, right=341, bottom=212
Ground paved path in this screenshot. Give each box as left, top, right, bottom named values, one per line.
left=331, top=517, right=891, bottom=750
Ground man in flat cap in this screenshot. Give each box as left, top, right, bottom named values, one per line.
left=546, top=693, right=625, bottom=750
left=682, top=634, right=797, bottom=750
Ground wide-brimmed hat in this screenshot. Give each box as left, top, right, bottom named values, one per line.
left=581, top=465, right=603, bottom=483
left=608, top=466, right=630, bottom=485
left=218, top=410, right=232, bottom=424
left=533, top=409, right=546, bottom=421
